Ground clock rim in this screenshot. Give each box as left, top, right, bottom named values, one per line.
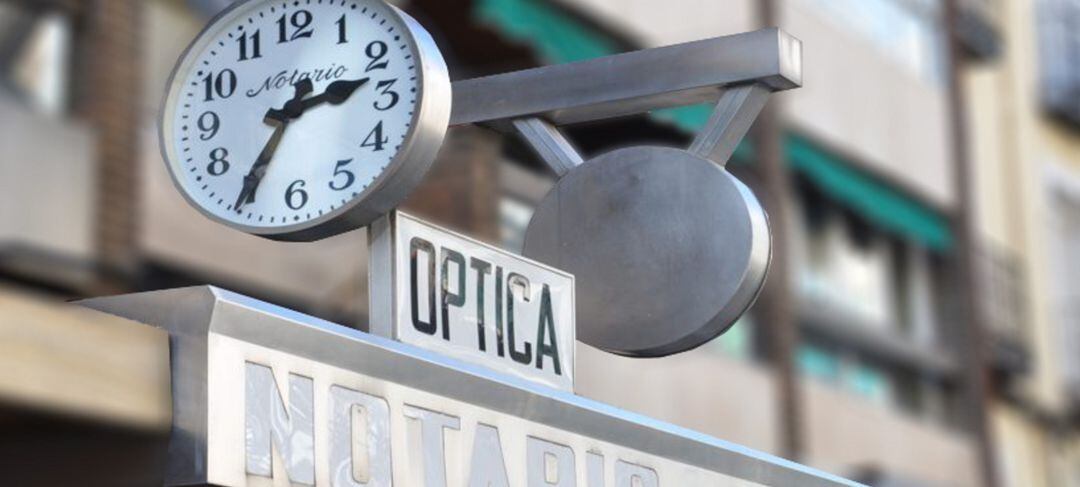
left=158, top=0, right=452, bottom=242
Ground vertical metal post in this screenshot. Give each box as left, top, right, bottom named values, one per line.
left=753, top=0, right=803, bottom=461
left=943, top=1, right=1000, bottom=486
left=367, top=215, right=396, bottom=339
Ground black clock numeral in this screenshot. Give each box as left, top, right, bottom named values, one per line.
left=329, top=159, right=356, bottom=191
left=336, top=15, right=348, bottom=44
left=237, top=30, right=262, bottom=61
left=362, top=122, right=388, bottom=152
left=197, top=111, right=220, bottom=141
left=277, top=10, right=314, bottom=44
left=285, top=180, right=309, bottom=210
left=374, top=79, right=400, bottom=111
left=202, top=70, right=237, bottom=102
left=207, top=147, right=230, bottom=176
left=365, top=41, right=389, bottom=72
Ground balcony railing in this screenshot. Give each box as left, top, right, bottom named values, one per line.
left=975, top=244, right=1031, bottom=375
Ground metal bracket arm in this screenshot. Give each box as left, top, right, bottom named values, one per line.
left=450, top=28, right=802, bottom=127
left=511, top=118, right=584, bottom=177
left=689, top=84, right=772, bottom=167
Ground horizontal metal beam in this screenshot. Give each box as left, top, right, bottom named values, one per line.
left=451, top=28, right=802, bottom=127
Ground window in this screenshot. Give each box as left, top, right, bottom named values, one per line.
left=798, top=200, right=898, bottom=331
left=797, top=343, right=895, bottom=407
left=1038, top=0, right=1080, bottom=124
left=798, top=0, right=946, bottom=83
left=795, top=185, right=942, bottom=345
left=798, top=343, right=842, bottom=383
left=498, top=196, right=534, bottom=252
left=0, top=5, right=73, bottom=115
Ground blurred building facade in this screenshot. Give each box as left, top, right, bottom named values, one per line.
left=0, top=0, right=1077, bottom=486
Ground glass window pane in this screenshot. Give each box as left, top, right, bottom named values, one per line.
left=798, top=344, right=842, bottom=383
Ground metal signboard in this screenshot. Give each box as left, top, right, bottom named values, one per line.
left=81, top=287, right=861, bottom=487
left=369, top=211, right=575, bottom=391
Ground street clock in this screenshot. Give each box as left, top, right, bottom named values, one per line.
left=160, top=0, right=450, bottom=241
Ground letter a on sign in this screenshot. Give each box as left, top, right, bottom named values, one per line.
left=468, top=424, right=511, bottom=487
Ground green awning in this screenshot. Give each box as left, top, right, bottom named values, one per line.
left=474, top=0, right=621, bottom=63
left=786, top=134, right=953, bottom=251
left=472, top=0, right=954, bottom=251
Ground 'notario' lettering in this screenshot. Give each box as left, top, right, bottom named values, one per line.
left=246, top=64, right=348, bottom=97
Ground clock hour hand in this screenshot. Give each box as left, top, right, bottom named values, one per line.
left=265, top=78, right=370, bottom=122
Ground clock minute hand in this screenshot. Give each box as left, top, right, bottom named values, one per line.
left=234, top=81, right=313, bottom=213
left=234, top=119, right=288, bottom=212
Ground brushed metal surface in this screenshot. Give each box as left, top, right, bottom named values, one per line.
left=79, top=287, right=857, bottom=487
left=523, top=147, right=771, bottom=357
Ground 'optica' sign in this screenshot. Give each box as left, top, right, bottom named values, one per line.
left=369, top=211, right=575, bottom=391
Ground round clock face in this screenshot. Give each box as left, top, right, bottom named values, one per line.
left=160, top=0, right=450, bottom=241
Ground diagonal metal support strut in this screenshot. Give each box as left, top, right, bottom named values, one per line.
left=511, top=118, right=584, bottom=177
left=688, top=84, right=772, bottom=167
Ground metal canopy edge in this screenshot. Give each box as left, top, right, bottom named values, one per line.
left=80, top=286, right=859, bottom=487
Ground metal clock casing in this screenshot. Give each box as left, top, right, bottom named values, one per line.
left=159, top=0, right=451, bottom=241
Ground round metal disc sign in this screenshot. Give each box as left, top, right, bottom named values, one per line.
left=523, top=147, right=771, bottom=357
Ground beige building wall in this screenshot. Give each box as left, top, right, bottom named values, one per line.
left=560, top=0, right=756, bottom=46
left=802, top=382, right=979, bottom=487
left=992, top=405, right=1053, bottom=487
left=781, top=0, right=955, bottom=207
left=562, top=0, right=957, bottom=208
left=977, top=0, right=1080, bottom=413
left=966, top=0, right=1080, bottom=485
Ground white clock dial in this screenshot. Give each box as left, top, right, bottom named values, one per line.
left=160, top=0, right=450, bottom=241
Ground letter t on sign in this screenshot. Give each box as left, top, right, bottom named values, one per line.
left=404, top=405, right=461, bottom=487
